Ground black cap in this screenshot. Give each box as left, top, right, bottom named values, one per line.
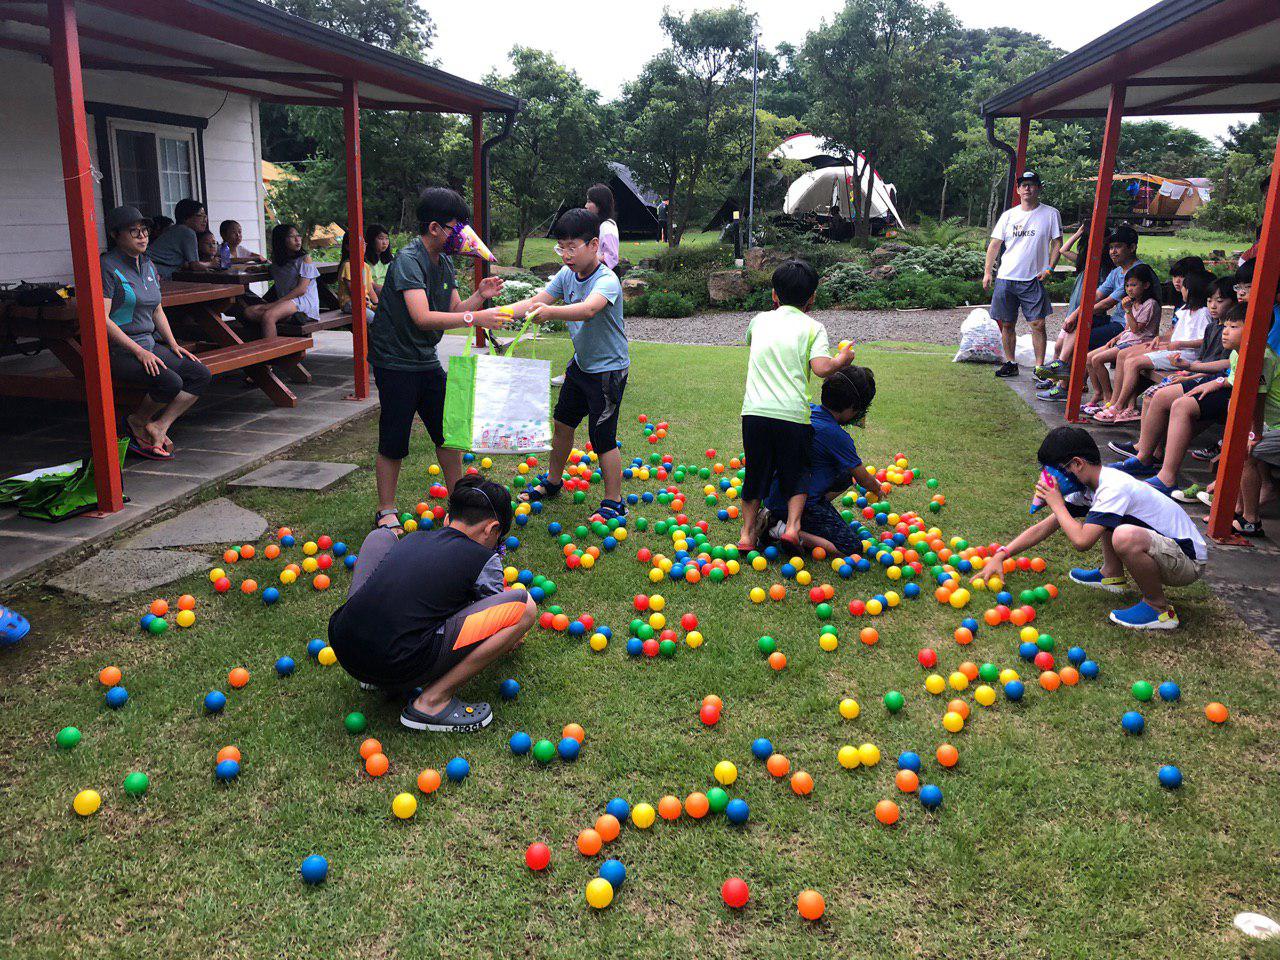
left=1108, top=224, right=1139, bottom=246
left=106, top=205, right=150, bottom=233
left=1017, top=171, right=1042, bottom=187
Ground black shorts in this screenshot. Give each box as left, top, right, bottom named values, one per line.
left=110, top=343, right=211, bottom=403
left=742, top=415, right=813, bottom=502
left=801, top=500, right=860, bottom=555
left=373, top=365, right=446, bottom=460
left=1190, top=383, right=1232, bottom=424
left=553, top=360, right=627, bottom=454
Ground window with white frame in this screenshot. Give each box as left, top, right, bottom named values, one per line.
left=106, top=118, right=201, bottom=221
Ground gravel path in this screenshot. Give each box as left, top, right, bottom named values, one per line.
left=626, top=307, right=1066, bottom=348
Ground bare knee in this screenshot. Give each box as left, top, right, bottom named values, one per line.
left=1111, top=524, right=1146, bottom=555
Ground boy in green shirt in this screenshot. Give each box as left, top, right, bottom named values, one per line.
left=739, top=259, right=854, bottom=551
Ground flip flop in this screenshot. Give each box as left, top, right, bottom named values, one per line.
left=373, top=508, right=403, bottom=533
left=0, top=605, right=30, bottom=645
left=736, top=539, right=757, bottom=552
left=400, top=696, right=492, bottom=733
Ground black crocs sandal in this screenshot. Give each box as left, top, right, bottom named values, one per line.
left=400, top=697, right=493, bottom=733
left=517, top=474, right=563, bottom=504
left=1233, top=514, right=1266, bottom=538
left=373, top=508, right=403, bottom=533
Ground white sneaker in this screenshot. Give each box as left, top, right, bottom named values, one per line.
left=551, top=374, right=566, bottom=386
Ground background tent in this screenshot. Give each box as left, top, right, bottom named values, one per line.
left=1093, top=172, right=1214, bottom=219
left=547, top=162, right=661, bottom=241
left=783, top=165, right=904, bottom=228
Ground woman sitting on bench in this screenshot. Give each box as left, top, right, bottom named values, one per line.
left=101, top=205, right=212, bottom=460
left=244, top=223, right=319, bottom=338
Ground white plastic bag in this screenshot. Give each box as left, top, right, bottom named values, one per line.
left=953, top=308, right=1003, bottom=364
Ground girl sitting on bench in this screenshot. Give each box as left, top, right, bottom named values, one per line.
left=244, top=223, right=319, bottom=337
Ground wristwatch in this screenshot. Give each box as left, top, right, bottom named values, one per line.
left=462, top=311, right=475, bottom=327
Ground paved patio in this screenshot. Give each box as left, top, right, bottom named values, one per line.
left=0, top=333, right=473, bottom=587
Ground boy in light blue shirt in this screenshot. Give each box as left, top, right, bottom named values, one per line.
left=506, top=208, right=630, bottom=520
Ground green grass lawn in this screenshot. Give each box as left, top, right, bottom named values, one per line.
left=494, top=231, right=721, bottom=269
left=1132, top=229, right=1253, bottom=262
left=4, top=338, right=1280, bottom=959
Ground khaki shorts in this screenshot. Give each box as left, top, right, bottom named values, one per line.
left=1136, top=526, right=1205, bottom=587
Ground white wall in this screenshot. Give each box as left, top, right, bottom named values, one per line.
left=0, top=49, right=262, bottom=284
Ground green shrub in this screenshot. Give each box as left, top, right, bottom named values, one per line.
left=820, top=262, right=874, bottom=303
left=896, top=216, right=984, bottom=250
left=645, top=290, right=697, bottom=318
left=850, top=289, right=892, bottom=310
left=890, top=246, right=985, bottom=279
left=628, top=293, right=649, bottom=317
left=493, top=279, right=542, bottom=307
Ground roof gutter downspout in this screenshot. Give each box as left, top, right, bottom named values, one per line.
left=986, top=113, right=1017, bottom=221
left=480, top=108, right=518, bottom=246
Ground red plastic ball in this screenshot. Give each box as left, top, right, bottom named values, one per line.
left=637, top=548, right=653, bottom=563
left=317, top=535, right=333, bottom=550
left=214, top=577, right=231, bottom=593
left=721, top=877, right=750, bottom=908
left=681, top=613, right=699, bottom=631
left=634, top=594, right=650, bottom=611
left=1033, top=650, right=1055, bottom=671
left=642, top=638, right=660, bottom=658
left=525, top=842, right=551, bottom=871
left=917, top=647, right=938, bottom=669
left=699, top=703, right=721, bottom=725
left=316, top=553, right=333, bottom=570
left=849, top=599, right=866, bottom=616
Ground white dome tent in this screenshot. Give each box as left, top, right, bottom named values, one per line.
left=769, top=133, right=904, bottom=229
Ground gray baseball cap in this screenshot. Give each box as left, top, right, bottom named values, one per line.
left=105, top=205, right=151, bottom=233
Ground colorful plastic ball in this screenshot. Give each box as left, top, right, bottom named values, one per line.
left=599, top=858, right=627, bottom=888
left=1205, top=702, right=1229, bottom=723
left=445, top=756, right=470, bottom=781
left=525, top=842, right=551, bottom=871
left=146, top=617, right=168, bottom=635
left=392, top=792, right=418, bottom=819
left=344, top=554, right=357, bottom=569
left=228, top=667, right=250, bottom=689
left=306, top=638, right=326, bottom=659
left=919, top=784, right=943, bottom=809
left=317, top=646, right=337, bottom=666
left=658, top=795, right=682, bottom=820
left=299, top=854, right=328, bottom=884
left=631, top=802, right=656, bottom=828
left=214, top=577, right=231, bottom=593
left=56, top=726, right=82, bottom=750
left=722, top=877, right=750, bottom=908
left=942, top=711, right=964, bottom=733
left=365, top=753, right=389, bottom=777
left=343, top=711, right=366, bottom=734
left=974, top=684, right=997, bottom=706
left=585, top=877, right=614, bottom=909
left=706, top=786, right=730, bottom=812
left=275, top=656, right=296, bottom=677
left=557, top=737, right=581, bottom=761
left=858, top=743, right=881, bottom=766
left=1004, top=680, right=1025, bottom=702
left=1158, top=681, right=1181, bottom=702
left=71, top=788, right=102, bottom=817
left=204, top=690, right=227, bottom=713
left=123, top=771, right=150, bottom=797
left=883, top=691, right=905, bottom=713
left=416, top=768, right=441, bottom=794
left=1132, top=681, right=1154, bottom=702
left=509, top=731, right=532, bottom=755
left=1068, top=645, right=1086, bottom=664
left=1122, top=711, right=1145, bottom=735
left=875, top=799, right=900, bottom=825
left=1158, top=765, right=1183, bottom=789
left=797, top=889, right=825, bottom=921
left=751, top=737, right=774, bottom=760
left=605, top=797, right=630, bottom=821
left=217, top=746, right=241, bottom=764
left=714, top=760, right=738, bottom=785
left=215, top=758, right=240, bottom=781
left=500, top=678, right=520, bottom=700
left=897, top=751, right=922, bottom=773
left=105, top=685, right=129, bottom=709
left=1080, top=660, right=1100, bottom=679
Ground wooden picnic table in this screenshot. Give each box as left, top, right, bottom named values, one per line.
left=172, top=260, right=341, bottom=310
left=0, top=280, right=313, bottom=408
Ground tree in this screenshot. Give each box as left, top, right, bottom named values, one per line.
left=620, top=5, right=756, bottom=246
left=484, top=48, right=607, bottom=267
left=265, top=157, right=346, bottom=242
left=1116, top=120, right=1216, bottom=175
left=799, top=0, right=958, bottom=236
left=266, top=0, right=433, bottom=58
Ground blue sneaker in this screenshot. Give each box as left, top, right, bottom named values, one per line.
left=1109, top=600, right=1179, bottom=630
left=1069, top=568, right=1127, bottom=593
left=1114, top=456, right=1157, bottom=478
left=0, top=605, right=29, bottom=646
left=1144, top=475, right=1177, bottom=498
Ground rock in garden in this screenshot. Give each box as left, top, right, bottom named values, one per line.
left=869, top=264, right=897, bottom=281
left=708, top=270, right=751, bottom=304
left=744, top=247, right=793, bottom=273
left=869, top=243, right=910, bottom=266
left=622, top=276, right=650, bottom=300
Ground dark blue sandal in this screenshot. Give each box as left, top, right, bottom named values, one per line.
left=1, top=605, right=30, bottom=646
left=517, top=474, right=562, bottom=503
left=400, top=697, right=492, bottom=733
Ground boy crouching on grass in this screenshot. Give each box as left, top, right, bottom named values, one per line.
left=978, top=426, right=1207, bottom=630
left=760, top=366, right=879, bottom=556
left=739, top=259, right=855, bottom=553
left=329, top=477, right=536, bottom=733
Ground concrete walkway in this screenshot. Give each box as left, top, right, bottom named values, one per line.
left=1000, top=372, right=1280, bottom=650
left=0, top=333, right=476, bottom=587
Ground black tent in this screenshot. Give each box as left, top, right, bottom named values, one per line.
left=548, top=162, right=662, bottom=241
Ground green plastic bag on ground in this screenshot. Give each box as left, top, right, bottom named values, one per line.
left=0, top=438, right=129, bottom=521
left=442, top=322, right=551, bottom=454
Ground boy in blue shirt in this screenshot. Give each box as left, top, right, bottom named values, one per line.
left=761, top=366, right=878, bottom=556
left=506, top=208, right=630, bottom=520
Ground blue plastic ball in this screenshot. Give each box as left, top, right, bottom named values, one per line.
left=517, top=569, right=534, bottom=585
left=204, top=690, right=227, bottom=713
left=599, top=626, right=613, bottom=640
left=919, top=784, right=943, bottom=809
left=445, top=756, right=470, bottom=782
left=306, top=638, right=326, bottom=658
left=557, top=737, right=580, bottom=761
left=627, top=494, right=639, bottom=505
left=1019, top=641, right=1039, bottom=661
left=856, top=558, right=872, bottom=572
left=961, top=617, right=979, bottom=633
left=332, top=541, right=348, bottom=557
left=751, top=737, right=774, bottom=760
left=1004, top=680, right=1025, bottom=702
left=599, top=858, right=627, bottom=887
left=509, top=731, right=532, bottom=755
left=1158, top=681, right=1181, bottom=702
left=105, top=685, right=129, bottom=709
left=215, top=758, right=240, bottom=781
left=1122, top=711, right=1145, bottom=735
left=603, top=536, right=618, bottom=551
left=344, top=554, right=357, bottom=569
left=299, top=854, right=328, bottom=884
left=781, top=563, right=796, bottom=579
left=280, top=534, right=295, bottom=548
left=262, top=587, right=280, bottom=605
left=530, top=501, right=543, bottom=515
left=904, top=582, right=921, bottom=599
left=1158, top=764, right=1183, bottom=789
left=1080, top=659, right=1100, bottom=679
left=626, top=637, right=644, bottom=656
left=463, top=452, right=475, bottom=463
left=515, top=514, right=529, bottom=527
left=568, top=621, right=586, bottom=637
left=642, top=492, right=654, bottom=503
left=529, top=586, right=545, bottom=603
left=275, top=656, right=296, bottom=677
left=140, top=613, right=156, bottom=631
left=605, top=797, right=630, bottom=821
left=838, top=564, right=854, bottom=579
left=548, top=522, right=563, bottom=536
left=725, top=798, right=750, bottom=824
left=500, top=678, right=520, bottom=700
left=763, top=546, right=779, bottom=561
left=504, top=536, right=520, bottom=551
left=1067, top=645, right=1086, bottom=665
left=897, top=751, right=922, bottom=773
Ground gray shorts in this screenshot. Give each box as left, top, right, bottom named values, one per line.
left=1147, top=349, right=1198, bottom=372
left=1128, top=526, right=1205, bottom=587
left=1254, top=428, right=1280, bottom=467
left=991, top=278, right=1051, bottom=324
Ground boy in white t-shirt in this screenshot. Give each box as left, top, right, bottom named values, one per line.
left=979, top=426, right=1207, bottom=630
left=984, top=171, right=1063, bottom=377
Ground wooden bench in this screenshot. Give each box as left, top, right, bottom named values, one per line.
left=197, top=335, right=313, bottom=375
left=277, top=309, right=350, bottom=337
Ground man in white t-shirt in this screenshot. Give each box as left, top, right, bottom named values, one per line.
left=984, top=171, right=1063, bottom=378
left=978, top=427, right=1207, bottom=630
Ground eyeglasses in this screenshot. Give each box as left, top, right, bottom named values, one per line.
left=124, top=226, right=148, bottom=238
left=1234, top=284, right=1251, bottom=294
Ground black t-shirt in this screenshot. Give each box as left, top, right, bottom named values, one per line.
left=1198, top=319, right=1228, bottom=363
left=328, top=527, right=496, bottom=682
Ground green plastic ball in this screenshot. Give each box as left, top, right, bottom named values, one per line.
left=758, top=636, right=777, bottom=655
left=978, top=662, right=999, bottom=682
left=1019, top=589, right=1036, bottom=605
left=1132, top=681, right=1154, bottom=702
left=532, top=739, right=556, bottom=763
left=542, top=581, right=557, bottom=597
left=55, top=726, right=81, bottom=749
left=547, top=605, right=563, bottom=616
left=147, top=617, right=169, bottom=635
left=815, top=602, right=833, bottom=620
left=706, top=787, right=729, bottom=813
left=709, top=568, right=726, bottom=582
left=513, top=475, right=526, bottom=487
left=637, top=624, right=655, bottom=641
left=926, top=478, right=939, bottom=489
left=558, top=533, right=573, bottom=547
left=572, top=490, right=586, bottom=504
left=928, top=501, right=942, bottom=512
left=724, top=547, right=740, bottom=561
left=1033, top=586, right=1050, bottom=602
left=344, top=711, right=367, bottom=734
left=883, top=691, right=905, bottom=713
left=575, top=525, right=590, bottom=539
left=123, top=771, right=150, bottom=796
left=842, top=494, right=855, bottom=506
left=649, top=453, right=661, bottom=464
left=1036, top=634, right=1055, bottom=652
left=746, top=550, right=761, bottom=563
left=819, top=624, right=838, bottom=637
left=629, top=618, right=644, bottom=635
left=659, top=639, right=677, bottom=658
left=635, top=518, right=648, bottom=531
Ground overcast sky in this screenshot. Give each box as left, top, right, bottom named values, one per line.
left=429, top=0, right=1254, bottom=142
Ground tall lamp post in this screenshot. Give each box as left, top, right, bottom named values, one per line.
left=746, top=31, right=759, bottom=252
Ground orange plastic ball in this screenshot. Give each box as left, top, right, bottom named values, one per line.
left=1059, top=666, right=1080, bottom=686
left=552, top=613, right=570, bottom=631
left=313, top=574, right=331, bottom=591
left=1044, top=583, right=1059, bottom=598
left=562, top=723, right=586, bottom=744
left=240, top=544, right=256, bottom=560
left=1009, top=608, right=1029, bottom=627
left=359, top=738, right=382, bottom=760
left=702, top=694, right=724, bottom=711
left=241, top=579, right=258, bottom=594
left=812, top=546, right=827, bottom=560
left=766, top=753, right=791, bottom=778
left=177, top=594, right=196, bottom=611
left=365, top=752, right=389, bottom=777
left=875, top=799, right=900, bottom=825
left=150, top=598, right=169, bottom=617
left=954, top=627, right=974, bottom=645
left=947, top=699, right=970, bottom=720
left=685, top=792, right=710, bottom=819
left=1039, top=670, right=1061, bottom=691
left=277, top=527, right=292, bottom=539
left=417, top=768, right=441, bottom=793
left=1205, top=702, right=1229, bottom=723
left=936, top=743, right=959, bottom=768
left=768, top=583, right=787, bottom=601
left=797, top=889, right=826, bottom=920
left=860, top=627, right=879, bottom=645
left=1030, top=556, right=1047, bottom=572
left=577, top=828, right=603, bottom=855
left=264, top=544, right=280, bottom=560
left=217, top=745, right=241, bottom=764
left=768, top=651, right=787, bottom=671
left=99, top=665, right=122, bottom=687
left=934, top=586, right=952, bottom=604
left=958, top=661, right=979, bottom=681
left=228, top=667, right=250, bottom=688
left=983, top=608, right=1001, bottom=626
left=658, top=795, right=682, bottom=820
left=895, top=769, right=920, bottom=793
left=595, top=814, right=621, bottom=843
left=223, top=549, right=240, bottom=565
left=791, top=771, right=814, bottom=795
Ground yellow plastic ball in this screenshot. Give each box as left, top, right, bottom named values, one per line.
left=649, top=568, right=664, bottom=583
left=589, top=632, right=608, bottom=652
left=648, top=613, right=665, bottom=630
left=974, top=684, right=997, bottom=707
left=586, top=877, right=615, bottom=909
left=580, top=553, right=595, bottom=570
left=887, top=565, right=902, bottom=581
left=857, top=743, right=881, bottom=766
left=73, top=789, right=102, bottom=816
left=949, top=588, right=971, bottom=609
left=725, top=487, right=738, bottom=500
left=631, top=802, right=655, bottom=829
left=925, top=674, right=946, bottom=695
left=280, top=569, right=297, bottom=585
left=948, top=671, right=969, bottom=691
left=649, top=594, right=665, bottom=612
left=796, top=569, right=812, bottom=586
left=838, top=698, right=860, bottom=720
left=518, top=462, right=530, bottom=474
left=726, top=560, right=741, bottom=574
left=819, top=633, right=838, bottom=652
left=1019, top=626, right=1039, bottom=643
left=317, top=646, right=337, bottom=666
left=714, top=760, right=738, bottom=785
left=943, top=710, right=965, bottom=733
left=428, top=463, right=441, bottom=475
left=209, top=567, right=226, bottom=583
left=515, top=502, right=531, bottom=515
left=971, top=577, right=987, bottom=591
left=999, top=668, right=1021, bottom=685
left=885, top=591, right=901, bottom=607
left=685, top=631, right=704, bottom=648
left=480, top=457, right=493, bottom=469
left=837, top=745, right=861, bottom=769
left=750, top=587, right=766, bottom=604
left=302, top=557, right=319, bottom=573
left=790, top=556, right=805, bottom=570
left=176, top=609, right=196, bottom=629
left=403, top=519, right=418, bottom=533
left=614, top=527, right=628, bottom=541
left=504, top=566, right=519, bottom=584
left=865, top=599, right=883, bottom=616
left=392, top=792, right=418, bottom=819
left=988, top=575, right=1003, bottom=591
left=752, top=556, right=768, bottom=572
left=303, top=541, right=318, bottom=556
